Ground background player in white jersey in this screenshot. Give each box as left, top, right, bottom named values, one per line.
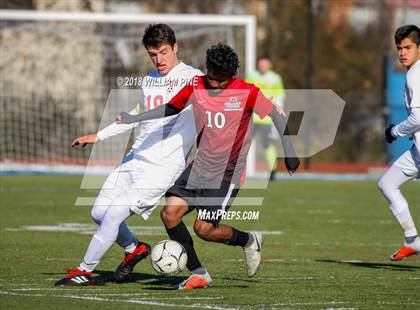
left=55, top=24, right=202, bottom=286
left=379, top=25, right=420, bottom=261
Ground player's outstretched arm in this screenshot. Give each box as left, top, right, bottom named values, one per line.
left=71, top=133, right=98, bottom=148
left=117, top=104, right=182, bottom=124
left=389, top=108, right=420, bottom=142
left=269, top=107, right=300, bottom=175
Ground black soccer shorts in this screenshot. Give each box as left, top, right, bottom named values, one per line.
left=165, top=164, right=239, bottom=227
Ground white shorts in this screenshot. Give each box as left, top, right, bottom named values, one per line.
left=97, top=152, right=186, bottom=220
left=393, top=145, right=420, bottom=179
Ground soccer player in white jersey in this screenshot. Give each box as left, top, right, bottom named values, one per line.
left=55, top=24, right=202, bottom=286
left=379, top=25, right=420, bottom=261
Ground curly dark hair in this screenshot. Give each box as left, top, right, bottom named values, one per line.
left=142, top=23, right=176, bottom=48
left=206, top=43, right=240, bottom=79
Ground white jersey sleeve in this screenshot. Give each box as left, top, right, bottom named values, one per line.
left=392, top=108, right=420, bottom=137
left=392, top=61, right=420, bottom=138
left=406, top=61, right=420, bottom=108
left=96, top=105, right=140, bottom=141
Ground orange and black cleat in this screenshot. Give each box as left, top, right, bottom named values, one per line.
left=176, top=271, right=212, bottom=290
left=390, top=238, right=420, bottom=261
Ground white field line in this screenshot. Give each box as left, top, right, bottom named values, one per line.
left=1, top=290, right=418, bottom=308
left=0, top=291, right=44, bottom=297
left=0, top=290, right=237, bottom=310
left=272, top=300, right=419, bottom=307
left=2, top=223, right=283, bottom=236
left=112, top=296, right=224, bottom=300
left=227, top=258, right=295, bottom=263
left=9, top=288, right=53, bottom=291
left=227, top=258, right=313, bottom=263
left=2, top=288, right=226, bottom=302
left=5, top=288, right=224, bottom=300
left=273, top=301, right=347, bottom=306
left=87, top=295, right=224, bottom=300
left=245, top=277, right=319, bottom=282
left=272, top=241, right=401, bottom=247
left=376, top=301, right=420, bottom=305
left=45, top=257, right=79, bottom=261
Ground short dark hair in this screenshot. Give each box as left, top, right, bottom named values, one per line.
left=206, top=43, right=240, bottom=79
left=142, top=23, right=176, bottom=48
left=258, top=55, right=270, bottom=61
left=394, top=25, right=420, bottom=45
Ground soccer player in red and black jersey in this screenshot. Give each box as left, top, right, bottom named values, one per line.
left=119, top=43, right=300, bottom=289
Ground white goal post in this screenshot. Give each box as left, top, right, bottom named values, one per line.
left=0, top=10, right=256, bottom=175
left=0, top=10, right=256, bottom=75
left=0, top=10, right=257, bottom=75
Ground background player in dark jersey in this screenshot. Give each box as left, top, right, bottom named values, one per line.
left=118, top=43, right=300, bottom=289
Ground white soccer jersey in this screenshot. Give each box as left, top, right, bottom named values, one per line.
left=97, top=62, right=202, bottom=163
left=406, top=60, right=420, bottom=159
left=95, top=62, right=203, bottom=218
left=392, top=60, right=420, bottom=162
left=404, top=60, right=420, bottom=110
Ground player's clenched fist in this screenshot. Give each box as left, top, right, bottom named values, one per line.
left=71, top=134, right=98, bottom=148
left=275, top=106, right=286, bottom=117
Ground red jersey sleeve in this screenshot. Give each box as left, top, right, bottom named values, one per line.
left=252, top=87, right=274, bottom=119
left=168, top=83, right=194, bottom=110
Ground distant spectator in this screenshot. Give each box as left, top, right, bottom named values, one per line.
left=247, top=57, right=285, bottom=179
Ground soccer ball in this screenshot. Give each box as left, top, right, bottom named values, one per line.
left=150, top=240, right=187, bottom=276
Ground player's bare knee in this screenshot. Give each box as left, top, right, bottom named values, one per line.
left=161, top=197, right=189, bottom=225
left=160, top=206, right=171, bottom=224
left=160, top=205, right=180, bottom=225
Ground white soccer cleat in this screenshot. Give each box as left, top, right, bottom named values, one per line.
left=390, top=237, right=420, bottom=261
left=243, top=232, right=263, bottom=277
left=177, top=270, right=212, bottom=289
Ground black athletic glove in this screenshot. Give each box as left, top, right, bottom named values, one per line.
left=385, top=124, right=396, bottom=144
left=285, top=157, right=300, bottom=173
left=270, top=107, right=300, bottom=174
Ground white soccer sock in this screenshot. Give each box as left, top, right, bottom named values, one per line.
left=124, top=240, right=138, bottom=253
left=386, top=194, right=418, bottom=238
left=390, top=203, right=418, bottom=238
left=379, top=165, right=418, bottom=239
left=80, top=234, right=114, bottom=272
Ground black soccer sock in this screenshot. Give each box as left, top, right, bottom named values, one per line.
left=166, top=221, right=202, bottom=271
left=226, top=227, right=249, bottom=247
